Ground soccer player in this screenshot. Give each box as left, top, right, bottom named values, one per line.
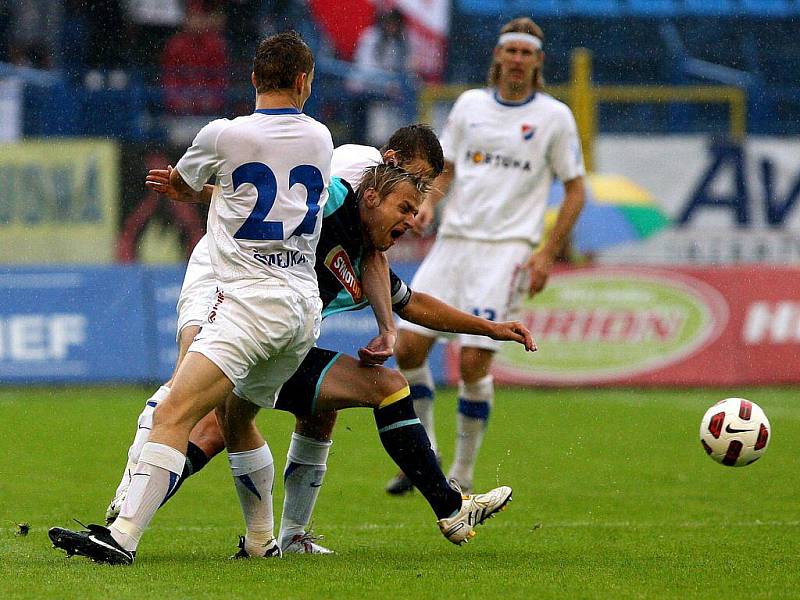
left=49, top=31, right=333, bottom=564
left=386, top=17, right=586, bottom=495
left=102, top=126, right=448, bottom=554
left=101, top=124, right=444, bottom=552
left=115, top=162, right=533, bottom=552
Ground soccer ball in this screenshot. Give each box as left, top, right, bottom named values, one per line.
left=699, top=398, right=771, bottom=467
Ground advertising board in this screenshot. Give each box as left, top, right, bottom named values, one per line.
left=483, top=265, right=800, bottom=386
left=0, top=140, right=119, bottom=263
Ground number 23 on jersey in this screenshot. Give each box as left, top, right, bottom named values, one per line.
left=232, top=162, right=324, bottom=241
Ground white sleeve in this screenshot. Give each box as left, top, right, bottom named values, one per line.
left=548, top=109, right=586, bottom=182
left=439, top=94, right=468, bottom=164
left=175, top=119, right=228, bottom=192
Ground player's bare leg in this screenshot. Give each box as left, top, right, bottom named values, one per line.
left=105, top=352, right=234, bottom=556
left=315, top=356, right=463, bottom=519
left=387, top=330, right=438, bottom=494
left=450, top=346, right=495, bottom=493
left=312, top=354, right=510, bottom=544
left=105, top=324, right=202, bottom=524
left=216, top=392, right=281, bottom=558
left=50, top=352, right=237, bottom=565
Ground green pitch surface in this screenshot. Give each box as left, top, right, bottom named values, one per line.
left=1, top=386, right=799, bottom=599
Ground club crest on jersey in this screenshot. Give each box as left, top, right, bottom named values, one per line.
left=325, top=245, right=363, bottom=302
left=521, top=124, right=536, bottom=141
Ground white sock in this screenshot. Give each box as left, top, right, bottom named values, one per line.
left=449, top=376, right=494, bottom=488
left=279, top=433, right=331, bottom=547
left=402, top=364, right=438, bottom=455
left=229, top=443, right=276, bottom=554
left=111, top=442, right=185, bottom=552
left=113, top=386, right=171, bottom=499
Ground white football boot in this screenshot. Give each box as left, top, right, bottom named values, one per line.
left=105, top=486, right=128, bottom=525
left=437, top=484, right=512, bottom=545
left=281, top=532, right=334, bottom=555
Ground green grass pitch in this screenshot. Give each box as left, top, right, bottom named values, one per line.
left=1, top=386, right=799, bottom=599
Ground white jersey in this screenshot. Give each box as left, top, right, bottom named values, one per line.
left=439, top=88, right=585, bottom=245
left=331, top=144, right=382, bottom=190
left=175, top=143, right=381, bottom=334
left=175, top=108, right=333, bottom=295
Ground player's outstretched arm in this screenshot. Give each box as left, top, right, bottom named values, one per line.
left=358, top=249, right=397, bottom=366
left=145, top=165, right=214, bottom=205
left=397, top=291, right=536, bottom=352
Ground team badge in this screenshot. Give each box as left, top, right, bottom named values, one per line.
left=521, top=124, right=536, bottom=141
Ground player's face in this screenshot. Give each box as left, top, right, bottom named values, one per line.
left=495, top=41, right=541, bottom=91
left=362, top=180, right=421, bottom=251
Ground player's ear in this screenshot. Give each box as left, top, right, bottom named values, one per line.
left=382, top=149, right=399, bottom=167
left=251, top=71, right=258, bottom=90
left=295, top=71, right=307, bottom=95
left=362, top=188, right=380, bottom=208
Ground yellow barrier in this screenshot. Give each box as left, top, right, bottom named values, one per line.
left=419, top=48, right=747, bottom=171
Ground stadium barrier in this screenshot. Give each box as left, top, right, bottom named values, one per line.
left=0, top=263, right=446, bottom=385
left=481, top=264, right=800, bottom=387
left=3, top=264, right=798, bottom=387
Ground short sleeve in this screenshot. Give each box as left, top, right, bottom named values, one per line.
left=175, top=119, right=228, bottom=192
left=323, top=176, right=352, bottom=217
left=439, top=93, right=468, bottom=163
left=548, top=109, right=586, bottom=182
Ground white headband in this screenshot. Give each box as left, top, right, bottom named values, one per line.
left=497, top=32, right=542, bottom=50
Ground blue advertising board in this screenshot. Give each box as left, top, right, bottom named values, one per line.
left=0, top=266, right=151, bottom=383
left=0, top=262, right=447, bottom=385
left=146, top=265, right=188, bottom=382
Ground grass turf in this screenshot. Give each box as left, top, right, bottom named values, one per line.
left=1, top=386, right=798, bottom=599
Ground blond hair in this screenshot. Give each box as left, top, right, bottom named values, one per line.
left=357, top=164, right=430, bottom=202
left=487, top=17, right=545, bottom=90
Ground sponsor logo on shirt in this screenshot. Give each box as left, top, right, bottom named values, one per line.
left=324, top=245, right=363, bottom=302
left=521, top=124, right=536, bottom=140
left=466, top=150, right=531, bottom=171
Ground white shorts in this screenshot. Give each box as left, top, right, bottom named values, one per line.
left=176, top=236, right=217, bottom=341
left=188, top=281, right=322, bottom=408
left=400, top=237, right=532, bottom=351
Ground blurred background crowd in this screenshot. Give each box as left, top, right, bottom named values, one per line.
left=1, top=0, right=798, bottom=146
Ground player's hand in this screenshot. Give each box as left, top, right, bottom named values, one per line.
left=145, top=165, right=179, bottom=200
left=489, top=321, right=537, bottom=352
left=358, top=330, right=397, bottom=366
left=526, top=250, right=555, bottom=297
left=412, top=201, right=435, bottom=235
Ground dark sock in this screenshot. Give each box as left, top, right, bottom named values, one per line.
left=163, top=442, right=210, bottom=503
left=184, top=441, right=211, bottom=476
left=374, top=395, right=461, bottom=519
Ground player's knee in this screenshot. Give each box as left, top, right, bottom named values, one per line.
left=217, top=394, right=258, bottom=438
left=460, top=347, right=493, bottom=382
left=295, top=412, right=337, bottom=441
left=151, top=400, right=190, bottom=433
left=372, top=368, right=410, bottom=408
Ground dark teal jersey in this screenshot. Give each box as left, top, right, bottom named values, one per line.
left=317, top=177, right=412, bottom=319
